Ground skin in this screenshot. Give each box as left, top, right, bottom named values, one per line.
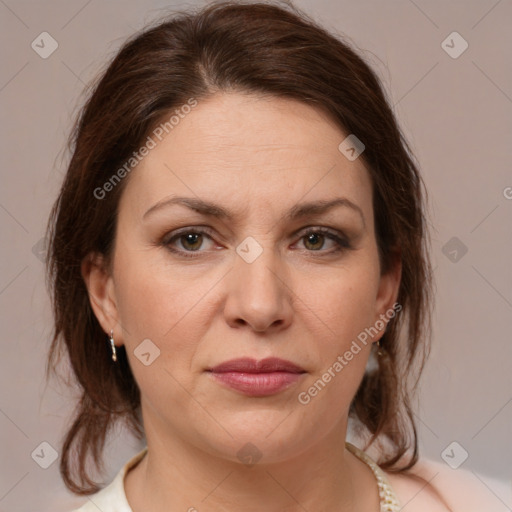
left=81, top=92, right=444, bottom=511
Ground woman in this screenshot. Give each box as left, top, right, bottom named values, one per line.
left=45, top=1, right=496, bottom=511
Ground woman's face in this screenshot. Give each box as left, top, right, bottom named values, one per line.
left=84, top=92, right=400, bottom=463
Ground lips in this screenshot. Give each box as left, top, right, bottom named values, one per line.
left=208, top=357, right=306, bottom=374
left=207, top=357, right=306, bottom=397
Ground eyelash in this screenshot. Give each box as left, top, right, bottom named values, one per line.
left=160, top=226, right=352, bottom=259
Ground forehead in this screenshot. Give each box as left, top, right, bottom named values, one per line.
left=118, top=92, right=373, bottom=224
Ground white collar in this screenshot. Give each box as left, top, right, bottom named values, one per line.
left=73, top=447, right=148, bottom=512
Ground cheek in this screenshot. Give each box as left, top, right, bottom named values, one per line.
left=112, top=265, right=205, bottom=416
left=294, top=259, right=380, bottom=400
left=114, top=246, right=208, bottom=335
left=294, top=279, right=376, bottom=426
left=299, top=260, right=380, bottom=342
left=113, top=250, right=222, bottom=379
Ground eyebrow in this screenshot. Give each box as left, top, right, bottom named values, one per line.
left=143, top=195, right=365, bottom=227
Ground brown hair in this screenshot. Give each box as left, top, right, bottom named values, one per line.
left=45, top=0, right=433, bottom=495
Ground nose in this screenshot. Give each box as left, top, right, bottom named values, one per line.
left=223, top=243, right=293, bottom=333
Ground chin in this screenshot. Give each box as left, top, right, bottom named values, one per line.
left=198, top=417, right=322, bottom=466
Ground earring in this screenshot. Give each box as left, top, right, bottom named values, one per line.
left=376, top=339, right=384, bottom=357
left=109, top=329, right=117, bottom=362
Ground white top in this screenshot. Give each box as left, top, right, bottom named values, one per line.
left=70, top=443, right=511, bottom=512
left=70, top=447, right=147, bottom=512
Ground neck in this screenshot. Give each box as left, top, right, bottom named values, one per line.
left=125, top=411, right=380, bottom=512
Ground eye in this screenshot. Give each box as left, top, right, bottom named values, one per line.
left=160, top=226, right=352, bottom=259
left=162, top=228, right=217, bottom=257
left=295, top=228, right=351, bottom=254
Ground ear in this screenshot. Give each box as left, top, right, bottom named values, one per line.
left=372, top=248, right=402, bottom=341
left=81, top=252, right=123, bottom=345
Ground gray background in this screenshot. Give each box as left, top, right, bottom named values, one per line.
left=0, top=0, right=511, bottom=511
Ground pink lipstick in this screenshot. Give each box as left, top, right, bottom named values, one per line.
left=207, top=357, right=306, bottom=397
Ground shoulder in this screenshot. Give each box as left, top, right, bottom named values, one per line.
left=69, top=447, right=148, bottom=512
left=383, top=456, right=510, bottom=512
left=383, top=466, right=451, bottom=511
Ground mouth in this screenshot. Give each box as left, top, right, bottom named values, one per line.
left=206, top=357, right=306, bottom=397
